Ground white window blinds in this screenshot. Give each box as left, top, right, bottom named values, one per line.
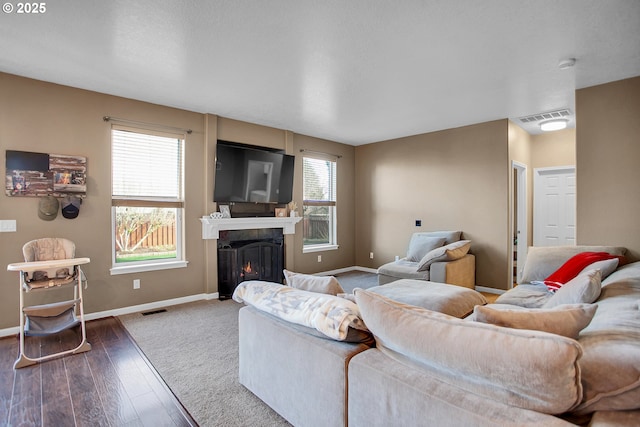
left=112, top=129, right=183, bottom=200
left=303, top=157, right=336, bottom=204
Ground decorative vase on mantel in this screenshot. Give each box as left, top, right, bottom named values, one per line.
left=287, top=201, right=298, bottom=217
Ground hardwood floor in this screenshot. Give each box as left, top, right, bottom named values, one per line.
left=480, top=292, right=499, bottom=303
left=0, top=317, right=197, bottom=427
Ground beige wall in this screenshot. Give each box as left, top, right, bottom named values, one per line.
left=576, top=76, right=640, bottom=259
left=3, top=71, right=637, bottom=328
left=355, top=120, right=511, bottom=289
left=0, top=73, right=207, bottom=329
left=0, top=73, right=357, bottom=329
left=291, top=134, right=356, bottom=273
left=531, top=128, right=576, bottom=169
left=508, top=121, right=532, bottom=248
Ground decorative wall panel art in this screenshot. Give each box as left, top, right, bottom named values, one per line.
left=5, top=150, right=87, bottom=197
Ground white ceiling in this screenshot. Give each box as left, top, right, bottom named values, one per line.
left=1, top=1, right=639, bottom=145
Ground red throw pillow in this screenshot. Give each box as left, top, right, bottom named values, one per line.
left=543, top=252, right=617, bottom=292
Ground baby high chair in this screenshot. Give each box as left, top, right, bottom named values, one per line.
left=7, top=238, right=91, bottom=368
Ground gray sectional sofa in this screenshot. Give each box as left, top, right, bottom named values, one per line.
left=236, top=246, right=640, bottom=426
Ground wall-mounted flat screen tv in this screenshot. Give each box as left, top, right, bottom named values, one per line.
left=213, top=141, right=295, bottom=204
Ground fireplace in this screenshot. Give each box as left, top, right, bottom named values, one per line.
left=217, top=228, right=284, bottom=299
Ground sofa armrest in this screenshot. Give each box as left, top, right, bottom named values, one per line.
left=239, top=306, right=370, bottom=427
left=430, top=253, right=475, bottom=288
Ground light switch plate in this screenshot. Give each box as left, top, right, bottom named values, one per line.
left=0, top=220, right=17, bottom=232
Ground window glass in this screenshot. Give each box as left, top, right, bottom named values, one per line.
left=111, top=128, right=185, bottom=272
left=302, top=156, right=337, bottom=250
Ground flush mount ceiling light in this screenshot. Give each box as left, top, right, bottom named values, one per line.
left=540, top=118, right=569, bottom=132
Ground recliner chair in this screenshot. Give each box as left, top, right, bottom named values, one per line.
left=376, top=231, right=476, bottom=288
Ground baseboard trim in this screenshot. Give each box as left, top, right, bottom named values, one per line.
left=0, top=276, right=506, bottom=338
left=316, top=266, right=378, bottom=276
left=0, top=292, right=220, bottom=338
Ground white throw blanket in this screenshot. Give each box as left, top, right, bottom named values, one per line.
left=233, top=280, right=368, bottom=340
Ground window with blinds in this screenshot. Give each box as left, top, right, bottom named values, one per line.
left=112, top=129, right=182, bottom=200
left=302, top=156, right=337, bottom=251
left=110, top=127, right=186, bottom=273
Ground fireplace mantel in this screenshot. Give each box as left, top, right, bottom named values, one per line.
left=200, top=216, right=302, bottom=239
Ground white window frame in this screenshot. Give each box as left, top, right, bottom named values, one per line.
left=109, top=126, right=188, bottom=275
left=302, top=155, right=338, bottom=253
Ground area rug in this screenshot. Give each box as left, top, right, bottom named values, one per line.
left=118, top=271, right=378, bottom=426
left=119, top=299, right=291, bottom=427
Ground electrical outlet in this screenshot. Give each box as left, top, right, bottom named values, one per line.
left=133, top=279, right=141, bottom=289
left=415, top=219, right=422, bottom=227
left=317, top=255, right=322, bottom=262
left=369, top=252, right=374, bottom=259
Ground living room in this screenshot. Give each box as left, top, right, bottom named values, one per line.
left=1, top=72, right=639, bottom=333
left=0, top=2, right=639, bottom=424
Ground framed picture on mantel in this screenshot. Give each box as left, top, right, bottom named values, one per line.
left=219, top=205, right=231, bottom=218
left=275, top=208, right=287, bottom=217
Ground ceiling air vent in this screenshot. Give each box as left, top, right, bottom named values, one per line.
left=518, top=109, right=571, bottom=124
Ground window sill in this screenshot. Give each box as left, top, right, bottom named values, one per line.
left=110, top=260, right=189, bottom=275
left=303, top=244, right=339, bottom=254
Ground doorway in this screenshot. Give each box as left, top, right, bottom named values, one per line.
left=512, top=161, right=527, bottom=286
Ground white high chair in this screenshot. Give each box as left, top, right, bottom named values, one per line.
left=7, top=238, right=91, bottom=369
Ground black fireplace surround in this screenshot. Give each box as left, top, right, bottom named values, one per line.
left=217, top=228, right=284, bottom=299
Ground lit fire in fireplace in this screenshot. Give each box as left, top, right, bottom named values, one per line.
left=241, top=261, right=259, bottom=279
left=244, top=261, right=253, bottom=274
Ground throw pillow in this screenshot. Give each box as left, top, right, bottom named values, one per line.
left=542, top=252, right=617, bottom=291
left=543, top=269, right=602, bottom=308
left=406, top=236, right=446, bottom=262
left=578, top=257, right=619, bottom=280
left=283, top=269, right=345, bottom=295
left=473, top=303, right=597, bottom=339
left=416, top=240, right=471, bottom=272
left=519, top=246, right=627, bottom=285
left=354, top=289, right=583, bottom=413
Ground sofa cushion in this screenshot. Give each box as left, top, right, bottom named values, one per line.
left=233, top=280, right=367, bottom=341
left=283, top=269, right=345, bottom=295
left=581, top=257, right=620, bottom=280
left=416, top=240, right=471, bottom=272
left=573, top=261, right=640, bottom=414
left=355, top=289, right=583, bottom=414
left=519, top=245, right=627, bottom=285
left=542, top=252, right=618, bottom=292
left=377, top=259, right=431, bottom=281
left=367, top=279, right=487, bottom=318
left=411, top=230, right=461, bottom=245
left=406, top=236, right=446, bottom=262
left=543, top=269, right=602, bottom=308
left=473, top=303, right=597, bottom=339
left=494, top=282, right=553, bottom=308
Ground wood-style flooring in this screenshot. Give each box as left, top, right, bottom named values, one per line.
left=480, top=292, right=499, bottom=303
left=0, top=317, right=197, bottom=427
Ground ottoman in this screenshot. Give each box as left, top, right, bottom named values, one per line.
left=365, top=278, right=487, bottom=318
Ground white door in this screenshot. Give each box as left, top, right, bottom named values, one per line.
left=534, top=166, right=576, bottom=246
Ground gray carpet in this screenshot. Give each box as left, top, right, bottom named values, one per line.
left=118, top=270, right=378, bottom=426
left=119, top=299, right=291, bottom=427
left=334, top=270, right=378, bottom=293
